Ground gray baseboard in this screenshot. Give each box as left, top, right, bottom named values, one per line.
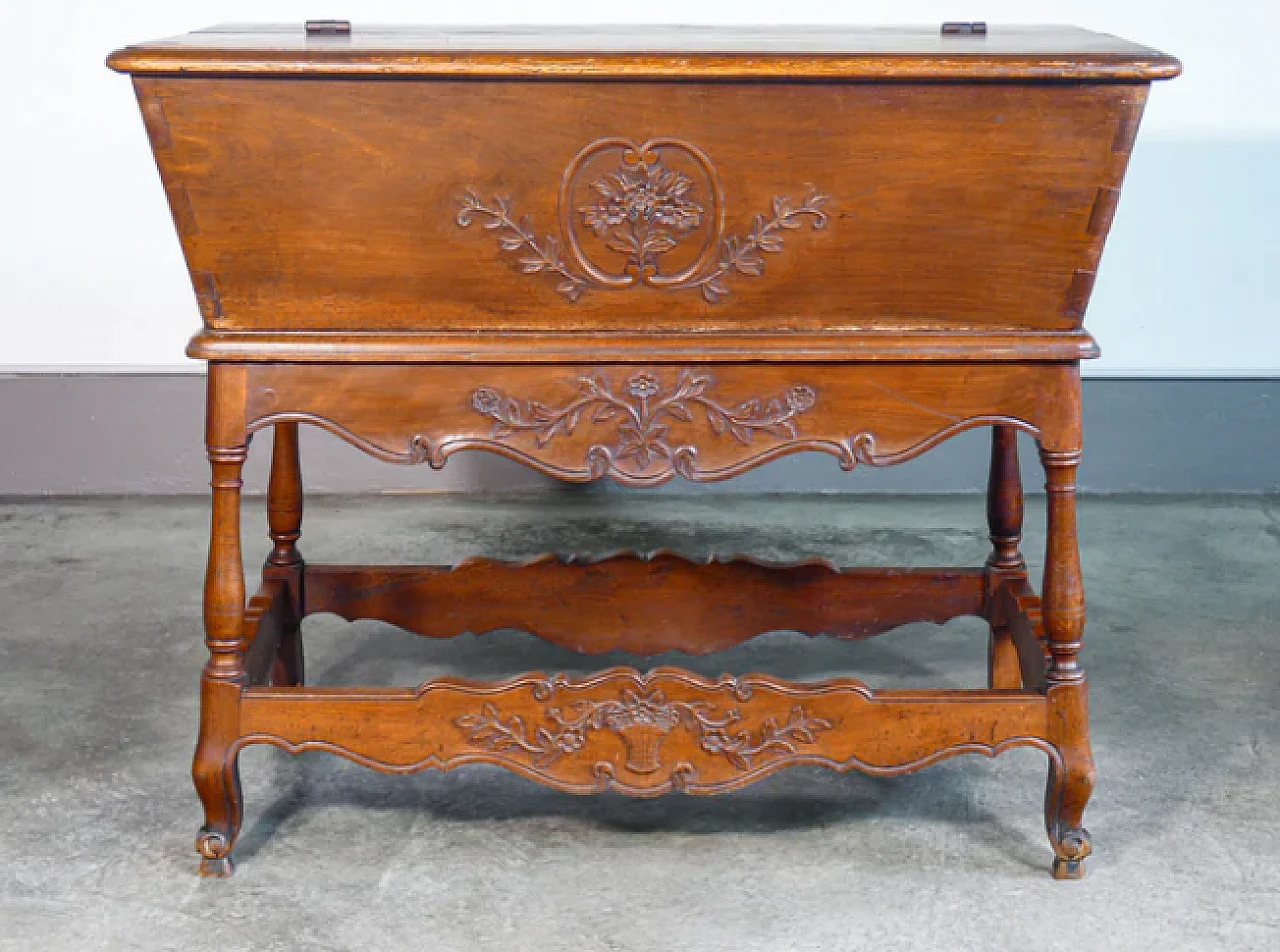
left=0, top=375, right=1275, bottom=494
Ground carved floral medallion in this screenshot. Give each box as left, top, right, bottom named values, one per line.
left=470, top=369, right=818, bottom=475
left=456, top=137, right=828, bottom=302
left=455, top=686, right=832, bottom=776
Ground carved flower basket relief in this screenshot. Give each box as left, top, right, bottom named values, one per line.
left=455, top=684, right=833, bottom=777
left=456, top=137, right=829, bottom=302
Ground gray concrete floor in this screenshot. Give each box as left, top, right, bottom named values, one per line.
left=1, top=494, right=1277, bottom=951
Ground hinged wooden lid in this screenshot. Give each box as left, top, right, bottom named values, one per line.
left=107, top=23, right=1180, bottom=81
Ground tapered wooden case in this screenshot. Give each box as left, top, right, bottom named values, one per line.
left=109, top=25, right=1179, bottom=360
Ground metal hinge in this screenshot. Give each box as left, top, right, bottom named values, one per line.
left=305, top=20, right=351, bottom=37
left=941, top=22, right=988, bottom=36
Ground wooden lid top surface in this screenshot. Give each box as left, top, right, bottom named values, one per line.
left=108, top=23, right=1180, bottom=80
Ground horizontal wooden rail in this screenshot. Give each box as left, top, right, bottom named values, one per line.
left=302, top=555, right=988, bottom=655
left=240, top=666, right=1050, bottom=796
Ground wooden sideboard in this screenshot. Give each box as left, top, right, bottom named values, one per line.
left=108, top=23, right=1178, bottom=879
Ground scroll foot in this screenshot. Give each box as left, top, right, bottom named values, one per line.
left=196, top=828, right=236, bottom=878
left=1050, top=827, right=1091, bottom=880
left=198, top=855, right=235, bottom=878
left=1044, top=738, right=1094, bottom=880
left=1052, top=855, right=1086, bottom=880
left=1049, top=829, right=1090, bottom=880
left=192, top=734, right=242, bottom=878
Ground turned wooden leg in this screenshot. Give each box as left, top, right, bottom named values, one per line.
left=1039, top=444, right=1095, bottom=880
left=194, top=366, right=248, bottom=877
left=266, top=421, right=305, bottom=687
left=985, top=426, right=1025, bottom=690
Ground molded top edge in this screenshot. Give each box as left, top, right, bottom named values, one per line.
left=107, top=23, right=1181, bottom=80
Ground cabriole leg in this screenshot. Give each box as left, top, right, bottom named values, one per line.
left=1039, top=444, right=1095, bottom=880
left=985, top=425, right=1024, bottom=689
left=193, top=366, right=248, bottom=877
left=266, top=421, right=305, bottom=687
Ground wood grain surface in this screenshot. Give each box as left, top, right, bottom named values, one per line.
left=238, top=667, right=1052, bottom=796
left=304, top=558, right=987, bottom=656
left=241, top=361, right=1081, bottom=485
left=135, top=78, right=1144, bottom=336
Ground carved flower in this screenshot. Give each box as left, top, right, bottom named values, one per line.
left=582, top=158, right=704, bottom=235
left=627, top=372, right=662, bottom=400
left=471, top=387, right=502, bottom=416
left=579, top=156, right=705, bottom=274
left=786, top=385, right=817, bottom=413
left=599, top=691, right=682, bottom=731
left=553, top=728, right=587, bottom=754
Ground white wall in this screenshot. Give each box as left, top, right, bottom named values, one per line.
left=3, top=1, right=1278, bottom=374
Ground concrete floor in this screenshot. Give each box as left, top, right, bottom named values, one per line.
left=1, top=494, right=1277, bottom=951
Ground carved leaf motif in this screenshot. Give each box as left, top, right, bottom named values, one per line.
left=455, top=138, right=828, bottom=302
left=683, top=375, right=711, bottom=398
left=643, top=233, right=678, bottom=257
left=455, top=688, right=832, bottom=775
left=564, top=406, right=584, bottom=435
left=701, top=279, right=730, bottom=304
left=605, top=233, right=642, bottom=258
left=468, top=371, right=819, bottom=479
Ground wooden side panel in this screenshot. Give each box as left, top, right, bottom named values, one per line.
left=138, top=78, right=1142, bottom=334
left=304, top=559, right=986, bottom=655
left=242, top=361, right=1077, bottom=486
left=990, top=578, right=1050, bottom=694
left=239, top=668, right=1051, bottom=796
left=242, top=579, right=292, bottom=687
